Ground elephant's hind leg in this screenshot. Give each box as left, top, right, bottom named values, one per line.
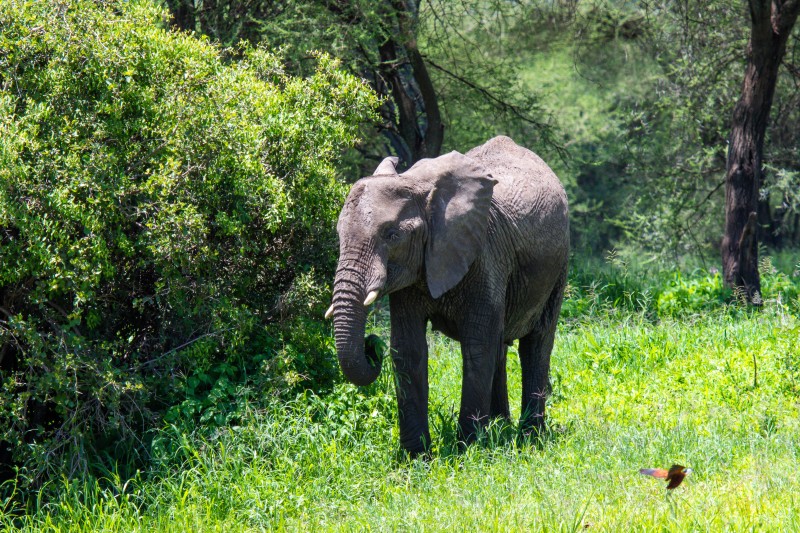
left=489, top=344, right=510, bottom=421
left=518, top=271, right=566, bottom=435
left=518, top=327, right=554, bottom=435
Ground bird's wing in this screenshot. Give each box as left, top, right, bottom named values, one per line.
left=667, top=465, right=686, bottom=477
left=639, top=468, right=669, bottom=479
left=666, top=473, right=686, bottom=489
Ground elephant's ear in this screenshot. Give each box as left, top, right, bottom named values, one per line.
left=409, top=151, right=497, bottom=299
left=372, top=156, right=399, bottom=176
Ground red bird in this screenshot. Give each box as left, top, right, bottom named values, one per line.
left=639, top=464, right=692, bottom=489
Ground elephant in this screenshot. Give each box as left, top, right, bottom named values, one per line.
left=326, top=136, right=569, bottom=455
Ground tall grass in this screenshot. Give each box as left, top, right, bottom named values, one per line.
left=2, top=257, right=799, bottom=531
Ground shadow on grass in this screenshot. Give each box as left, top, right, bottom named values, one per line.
left=390, top=405, right=575, bottom=465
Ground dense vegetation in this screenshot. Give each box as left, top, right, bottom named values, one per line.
left=0, top=0, right=376, bottom=487
left=1, top=0, right=799, bottom=528
left=2, top=258, right=799, bottom=530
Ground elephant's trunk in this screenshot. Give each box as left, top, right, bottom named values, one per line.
left=331, top=258, right=382, bottom=386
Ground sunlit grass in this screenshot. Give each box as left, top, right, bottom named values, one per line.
left=3, top=290, right=799, bottom=531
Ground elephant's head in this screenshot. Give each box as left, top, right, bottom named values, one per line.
left=328, top=151, right=497, bottom=386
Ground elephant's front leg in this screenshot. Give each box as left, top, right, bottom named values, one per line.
left=390, top=292, right=431, bottom=455
left=458, top=309, right=504, bottom=444
left=490, top=345, right=510, bottom=421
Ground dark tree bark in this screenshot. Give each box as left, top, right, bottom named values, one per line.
left=165, top=1, right=284, bottom=45
left=722, top=0, right=800, bottom=303
left=405, top=42, right=444, bottom=161
left=378, top=37, right=443, bottom=165
left=168, top=1, right=195, bottom=33
left=377, top=1, right=443, bottom=166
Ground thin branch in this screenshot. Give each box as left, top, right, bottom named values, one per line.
left=423, top=56, right=564, bottom=157
left=674, top=179, right=726, bottom=245
left=422, top=55, right=546, bottom=124
left=136, top=328, right=233, bottom=370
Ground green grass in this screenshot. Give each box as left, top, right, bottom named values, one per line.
left=3, top=266, right=800, bottom=531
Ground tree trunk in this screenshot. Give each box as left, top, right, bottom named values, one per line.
left=378, top=38, right=443, bottom=166
left=378, top=0, right=443, bottom=167
left=406, top=42, right=444, bottom=161
left=722, top=0, right=800, bottom=303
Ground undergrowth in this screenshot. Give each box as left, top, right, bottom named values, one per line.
left=1, top=255, right=799, bottom=531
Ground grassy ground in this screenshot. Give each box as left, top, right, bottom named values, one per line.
left=2, top=263, right=800, bottom=531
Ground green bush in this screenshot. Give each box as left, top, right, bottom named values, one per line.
left=759, top=257, right=800, bottom=310
left=561, top=253, right=654, bottom=319
left=653, top=260, right=800, bottom=317
left=564, top=253, right=800, bottom=320
left=655, top=270, right=729, bottom=317
left=0, top=0, right=377, bottom=487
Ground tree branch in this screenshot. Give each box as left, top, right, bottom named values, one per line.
left=423, top=56, right=565, bottom=158
left=783, top=0, right=800, bottom=18
left=774, top=0, right=800, bottom=33
left=423, top=57, right=544, bottom=127
left=407, top=45, right=443, bottom=158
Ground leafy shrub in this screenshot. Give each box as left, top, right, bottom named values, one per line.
left=652, top=259, right=799, bottom=317
left=564, top=253, right=800, bottom=320
left=759, top=257, right=800, bottom=310
left=654, top=270, right=729, bottom=317
left=0, top=0, right=377, bottom=487
left=561, top=253, right=654, bottom=319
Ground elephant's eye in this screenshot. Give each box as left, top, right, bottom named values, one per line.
left=382, top=227, right=401, bottom=242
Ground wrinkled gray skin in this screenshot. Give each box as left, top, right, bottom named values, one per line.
left=330, top=136, right=569, bottom=454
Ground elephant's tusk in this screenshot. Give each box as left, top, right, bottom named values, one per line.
left=324, top=304, right=334, bottom=319
left=363, top=290, right=379, bottom=306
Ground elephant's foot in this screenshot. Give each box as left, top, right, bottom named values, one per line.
left=400, top=430, right=431, bottom=457
left=489, top=400, right=510, bottom=422
left=457, top=412, right=489, bottom=447
left=518, top=408, right=547, bottom=444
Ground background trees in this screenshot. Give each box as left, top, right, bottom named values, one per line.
left=507, top=1, right=800, bottom=261
left=164, top=0, right=444, bottom=167
left=163, top=0, right=559, bottom=169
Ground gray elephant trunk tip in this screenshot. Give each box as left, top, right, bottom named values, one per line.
left=331, top=277, right=382, bottom=387
left=364, top=334, right=384, bottom=370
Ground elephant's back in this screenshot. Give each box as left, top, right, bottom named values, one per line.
left=466, top=136, right=567, bottom=219
left=467, top=136, right=568, bottom=241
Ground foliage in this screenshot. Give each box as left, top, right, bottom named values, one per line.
left=503, top=1, right=663, bottom=253
left=615, top=0, right=800, bottom=253
left=417, top=0, right=563, bottom=158
left=0, top=0, right=377, bottom=487
left=3, top=264, right=800, bottom=530
left=506, top=1, right=800, bottom=255
left=162, top=0, right=563, bottom=170
left=562, top=251, right=800, bottom=319
left=163, top=0, right=433, bottom=167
